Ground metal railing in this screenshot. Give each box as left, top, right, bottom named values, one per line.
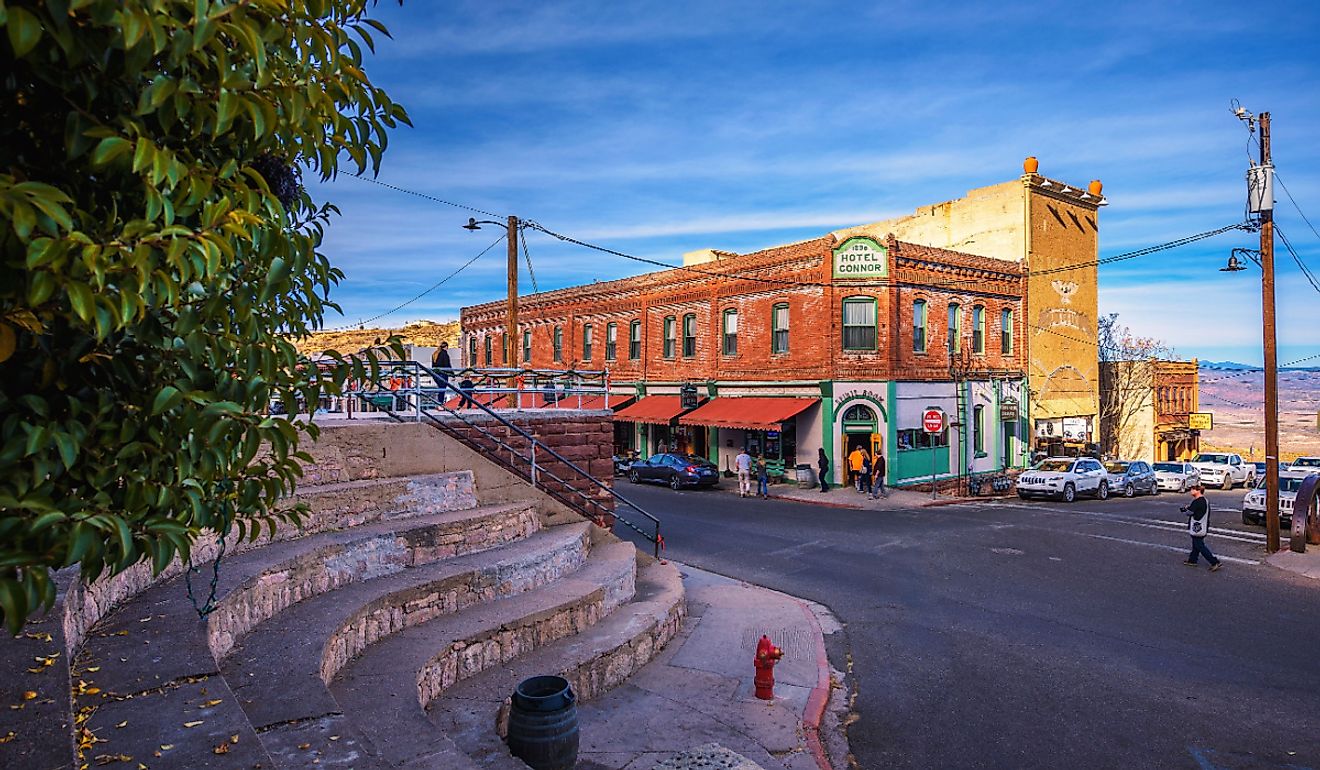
left=342, top=361, right=663, bottom=558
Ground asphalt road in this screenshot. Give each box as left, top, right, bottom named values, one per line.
left=613, top=480, right=1320, bottom=770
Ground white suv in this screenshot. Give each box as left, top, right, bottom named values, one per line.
left=1017, top=457, right=1109, bottom=503
left=1241, top=469, right=1317, bottom=526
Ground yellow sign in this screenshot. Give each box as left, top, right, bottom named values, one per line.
left=1188, top=412, right=1213, bottom=430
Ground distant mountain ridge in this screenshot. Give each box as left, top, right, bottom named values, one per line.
left=1199, top=360, right=1320, bottom=373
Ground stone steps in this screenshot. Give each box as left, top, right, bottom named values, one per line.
left=221, top=523, right=593, bottom=732
left=429, top=557, right=685, bottom=769
left=327, top=541, right=639, bottom=769
left=62, top=502, right=538, bottom=769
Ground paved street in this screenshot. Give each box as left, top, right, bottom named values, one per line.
left=615, top=481, right=1320, bottom=770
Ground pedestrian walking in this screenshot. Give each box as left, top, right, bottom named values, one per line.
left=1181, top=484, right=1221, bottom=571
left=755, top=454, right=770, bottom=499
left=432, top=341, right=453, bottom=394
left=870, top=453, right=888, bottom=498
left=848, top=446, right=868, bottom=491
left=859, top=454, right=873, bottom=495
left=457, top=375, right=476, bottom=409
left=818, top=448, right=830, bottom=493
left=735, top=448, right=753, bottom=498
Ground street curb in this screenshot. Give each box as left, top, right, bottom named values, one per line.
left=794, top=597, right=834, bottom=770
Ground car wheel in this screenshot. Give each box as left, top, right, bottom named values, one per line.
left=1096, top=481, right=1109, bottom=500
left=1018, top=492, right=1029, bottom=500
left=1124, top=483, right=1135, bottom=498
left=629, top=470, right=640, bottom=484
left=1179, top=480, right=1187, bottom=493
left=669, top=473, right=682, bottom=491
left=1151, top=483, right=1160, bottom=496
left=1062, top=483, right=1076, bottom=503
left=1222, top=474, right=1233, bottom=491
left=1242, top=511, right=1253, bottom=525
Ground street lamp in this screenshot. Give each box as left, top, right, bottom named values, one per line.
left=462, top=215, right=520, bottom=405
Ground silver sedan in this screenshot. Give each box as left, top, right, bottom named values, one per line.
left=1152, top=461, right=1201, bottom=493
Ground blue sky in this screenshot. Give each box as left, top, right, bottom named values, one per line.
left=310, top=0, right=1320, bottom=366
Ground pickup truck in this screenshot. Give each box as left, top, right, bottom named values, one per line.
left=1189, top=452, right=1256, bottom=490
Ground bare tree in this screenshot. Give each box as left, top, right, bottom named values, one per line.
left=1098, top=314, right=1175, bottom=458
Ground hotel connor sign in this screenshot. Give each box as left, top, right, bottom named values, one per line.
left=832, top=237, right=889, bottom=280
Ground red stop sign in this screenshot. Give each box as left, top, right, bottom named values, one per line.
left=922, top=409, right=944, bottom=433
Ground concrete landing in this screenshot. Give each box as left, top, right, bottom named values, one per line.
left=573, top=565, right=841, bottom=770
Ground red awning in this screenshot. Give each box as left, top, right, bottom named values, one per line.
left=677, top=397, right=817, bottom=431
left=533, top=394, right=631, bottom=411
left=612, top=395, right=690, bottom=425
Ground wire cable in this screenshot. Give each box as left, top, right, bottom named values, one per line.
left=346, top=173, right=505, bottom=219
left=329, top=233, right=506, bottom=331
left=519, top=222, right=540, bottom=294
left=1275, top=172, right=1320, bottom=242
left=1277, top=225, right=1320, bottom=295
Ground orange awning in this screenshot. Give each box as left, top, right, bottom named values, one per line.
left=677, top=397, right=817, bottom=431
left=612, top=396, right=691, bottom=425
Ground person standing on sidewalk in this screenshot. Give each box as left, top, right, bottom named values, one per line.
left=859, top=453, right=873, bottom=495
left=848, top=446, right=867, bottom=491
left=755, top=453, right=770, bottom=499
left=818, top=448, right=831, bottom=493
left=432, top=341, right=453, bottom=394
left=870, top=453, right=887, bottom=498
left=1181, top=484, right=1221, bottom=571
left=735, top=447, right=753, bottom=498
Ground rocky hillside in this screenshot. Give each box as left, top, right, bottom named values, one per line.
left=294, top=320, right=460, bottom=355
left=1198, top=367, right=1320, bottom=460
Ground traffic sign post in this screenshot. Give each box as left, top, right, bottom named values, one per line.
left=923, top=408, right=945, bottom=499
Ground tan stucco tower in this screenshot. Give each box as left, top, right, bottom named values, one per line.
left=831, top=159, right=1104, bottom=452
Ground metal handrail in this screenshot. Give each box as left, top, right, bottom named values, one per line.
left=348, top=361, right=663, bottom=558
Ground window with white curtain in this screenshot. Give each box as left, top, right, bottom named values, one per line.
left=842, top=297, right=877, bottom=351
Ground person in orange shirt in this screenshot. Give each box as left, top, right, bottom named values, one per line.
left=848, top=446, right=869, bottom=492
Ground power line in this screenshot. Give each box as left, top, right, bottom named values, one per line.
left=328, top=233, right=505, bottom=331
left=1274, top=171, right=1320, bottom=242
left=1276, top=225, right=1320, bottom=295
left=518, top=222, right=540, bottom=294
left=346, top=173, right=505, bottom=219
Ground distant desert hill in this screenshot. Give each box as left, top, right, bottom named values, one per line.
left=294, top=320, right=460, bottom=356
left=1198, top=367, right=1320, bottom=460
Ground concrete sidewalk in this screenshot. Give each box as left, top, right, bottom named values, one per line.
left=1267, top=547, right=1320, bottom=580
left=573, top=564, right=846, bottom=770
left=734, top=477, right=996, bottom=510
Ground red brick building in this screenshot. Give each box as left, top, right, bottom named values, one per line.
left=461, top=232, right=1031, bottom=488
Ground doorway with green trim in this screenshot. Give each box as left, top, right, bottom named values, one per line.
left=840, top=403, right=882, bottom=485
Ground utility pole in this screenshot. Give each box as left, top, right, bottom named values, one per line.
left=1258, top=113, right=1281, bottom=553
left=507, top=215, right=519, bottom=369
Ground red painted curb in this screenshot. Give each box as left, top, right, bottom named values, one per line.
left=794, top=597, right=834, bottom=770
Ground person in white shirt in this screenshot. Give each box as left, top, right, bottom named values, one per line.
left=735, top=449, right=753, bottom=498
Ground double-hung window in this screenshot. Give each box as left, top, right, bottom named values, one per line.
left=484, top=335, right=492, bottom=366
left=629, top=320, right=641, bottom=359
left=663, top=316, right=676, bottom=359
left=553, top=326, right=563, bottom=362
left=522, top=329, right=531, bottom=362
left=913, top=299, right=927, bottom=353
left=842, top=297, right=877, bottom=351
left=771, top=303, right=789, bottom=354
left=605, top=322, right=617, bottom=360
left=582, top=324, right=593, bottom=361
left=682, top=313, right=697, bottom=357
left=973, top=405, right=985, bottom=453
left=722, top=309, right=738, bottom=355
left=972, top=305, right=985, bottom=354
left=1001, top=309, right=1014, bottom=354
left=947, top=303, right=961, bottom=355
left=468, top=336, right=477, bottom=367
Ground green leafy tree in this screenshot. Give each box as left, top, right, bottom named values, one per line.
left=0, top=0, right=410, bottom=633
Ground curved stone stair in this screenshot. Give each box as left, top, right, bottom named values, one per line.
left=2, top=421, right=684, bottom=770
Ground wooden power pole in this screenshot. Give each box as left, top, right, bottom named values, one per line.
left=507, top=215, right=519, bottom=407
left=1258, top=113, right=1281, bottom=553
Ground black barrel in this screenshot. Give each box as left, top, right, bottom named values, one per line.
left=507, top=675, right=578, bottom=770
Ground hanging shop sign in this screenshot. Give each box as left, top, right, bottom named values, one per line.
left=832, top=237, right=889, bottom=279
left=679, top=382, right=699, bottom=409
left=999, top=398, right=1020, bottom=422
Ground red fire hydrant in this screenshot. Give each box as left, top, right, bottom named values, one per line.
left=753, top=635, right=784, bottom=700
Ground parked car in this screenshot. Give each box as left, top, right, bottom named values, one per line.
left=1152, top=462, right=1201, bottom=493
left=628, top=453, right=720, bottom=490
left=1189, top=452, right=1255, bottom=490
left=1241, top=469, right=1318, bottom=526
left=1252, top=461, right=1267, bottom=477
left=1016, top=457, right=1109, bottom=503
left=1290, top=456, right=1320, bottom=470
left=1103, top=460, right=1159, bottom=497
